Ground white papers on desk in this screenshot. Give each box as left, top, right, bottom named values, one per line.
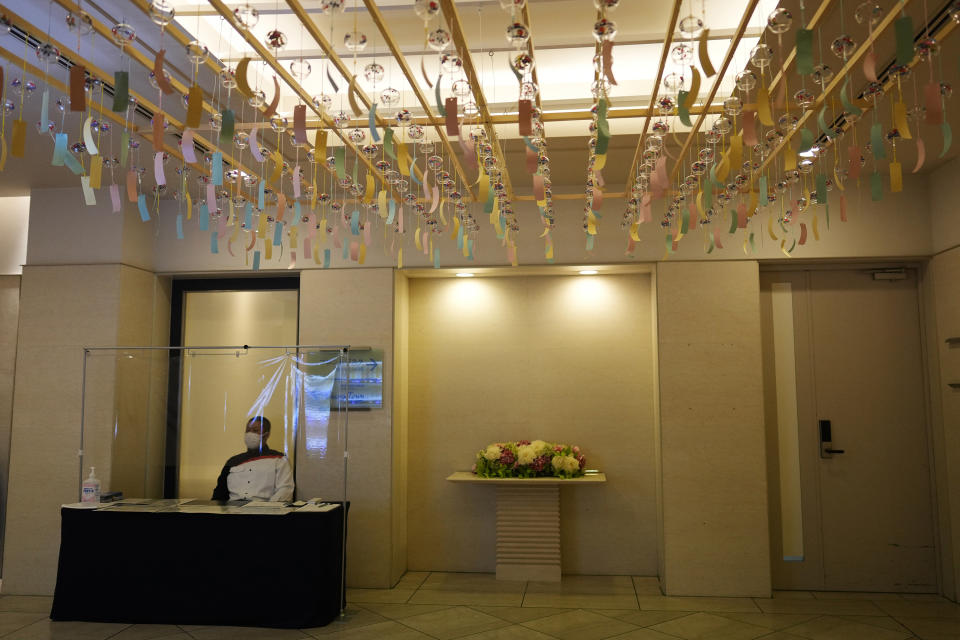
left=240, top=501, right=289, bottom=509
left=295, top=503, right=341, bottom=513
left=61, top=502, right=101, bottom=509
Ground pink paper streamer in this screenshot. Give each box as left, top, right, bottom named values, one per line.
left=925, top=82, right=943, bottom=125
left=592, top=189, right=603, bottom=210
left=364, top=220, right=372, bottom=246
left=206, top=183, right=217, bottom=213
left=250, top=125, right=264, bottom=162
left=774, top=81, right=786, bottom=109
left=423, top=232, right=430, bottom=255
left=863, top=51, right=878, bottom=82
left=349, top=240, right=359, bottom=262
left=742, top=110, right=758, bottom=146
left=799, top=223, right=808, bottom=245
left=532, top=175, right=545, bottom=201
left=640, top=193, right=652, bottom=222
left=848, top=145, right=862, bottom=180
left=601, top=41, right=617, bottom=86
left=303, top=238, right=311, bottom=257
left=595, top=170, right=605, bottom=188
left=218, top=209, right=227, bottom=235
left=525, top=146, right=537, bottom=173
left=332, top=225, right=342, bottom=248
left=737, top=202, right=747, bottom=228
left=154, top=151, right=166, bottom=186
left=913, top=138, right=926, bottom=173
left=181, top=129, right=197, bottom=164
left=293, top=164, right=301, bottom=198
left=430, top=184, right=440, bottom=213
left=109, top=184, right=121, bottom=213
left=289, top=250, right=296, bottom=269
left=458, top=134, right=477, bottom=169
left=713, top=228, right=724, bottom=249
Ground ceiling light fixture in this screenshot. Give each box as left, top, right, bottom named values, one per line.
left=455, top=273, right=474, bottom=278
left=579, top=270, right=599, bottom=275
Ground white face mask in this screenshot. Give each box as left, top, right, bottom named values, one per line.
left=244, top=432, right=263, bottom=450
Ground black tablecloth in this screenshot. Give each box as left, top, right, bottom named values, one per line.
left=51, top=504, right=348, bottom=628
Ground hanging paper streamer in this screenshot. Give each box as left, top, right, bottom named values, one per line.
left=350, top=209, right=360, bottom=235
left=89, top=157, right=102, bottom=189
left=258, top=179, right=266, bottom=210
left=181, top=129, right=197, bottom=164
left=799, top=223, right=808, bottom=245
left=893, top=101, right=912, bottom=139
left=685, top=66, right=700, bottom=112
left=368, top=103, right=380, bottom=142
left=913, top=138, right=926, bottom=173
left=817, top=106, right=837, bottom=138
left=263, top=77, right=281, bottom=119
left=383, top=128, right=396, bottom=160
left=895, top=17, right=915, bottom=66
left=80, top=176, right=96, bottom=206
left=926, top=83, right=944, bottom=125
left=848, top=145, right=862, bottom=180
left=69, top=64, right=86, bottom=111
left=252, top=251, right=261, bottom=271
left=334, top=147, right=346, bottom=180
left=595, top=98, right=610, bottom=156
left=600, top=40, right=618, bottom=85
left=40, top=90, right=49, bottom=139
left=796, top=29, right=814, bottom=75
left=840, top=78, right=863, bottom=118
left=863, top=52, right=878, bottom=82
left=677, top=90, right=692, bottom=126
left=742, top=110, right=758, bottom=146
left=152, top=112, right=165, bottom=151
left=323, top=248, right=330, bottom=268
left=273, top=220, right=283, bottom=246
left=870, top=123, right=886, bottom=160
left=326, top=67, right=340, bottom=94
left=387, top=199, right=396, bottom=224
left=816, top=174, right=828, bottom=205
left=728, top=135, right=742, bottom=175
left=697, top=29, right=715, bottom=77
left=206, top=183, right=217, bottom=215
left=244, top=202, right=253, bottom=229
left=137, top=194, right=150, bottom=221
left=759, top=175, right=769, bottom=206
left=738, top=202, right=748, bottom=228
left=890, top=161, right=903, bottom=192
left=235, top=58, right=254, bottom=98
left=175, top=214, right=184, bottom=239
left=210, top=231, right=219, bottom=254
left=198, top=203, right=209, bottom=231
left=293, top=104, right=307, bottom=146
left=293, top=165, right=302, bottom=199
left=153, top=51, right=175, bottom=95
left=154, top=151, right=166, bottom=186
left=757, top=86, right=774, bottom=126
left=10, top=121, right=25, bottom=158
left=80, top=116, right=100, bottom=156
left=435, top=75, right=445, bottom=116
left=870, top=171, right=883, bottom=201
left=126, top=169, right=138, bottom=201
left=249, top=125, right=264, bottom=162
left=112, top=71, right=129, bottom=112
left=518, top=99, right=532, bottom=136
left=185, top=85, right=204, bottom=129
left=774, top=80, right=787, bottom=109
left=211, top=151, right=223, bottom=186
left=445, top=98, right=459, bottom=136
left=941, top=122, right=953, bottom=159
left=798, top=128, right=814, bottom=153
left=220, top=110, right=235, bottom=145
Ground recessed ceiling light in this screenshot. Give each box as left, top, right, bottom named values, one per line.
left=579, top=270, right=599, bottom=275
left=455, top=272, right=474, bottom=278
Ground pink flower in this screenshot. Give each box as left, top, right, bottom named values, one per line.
left=517, top=440, right=531, bottom=446
left=471, top=463, right=477, bottom=473
left=573, top=446, right=581, bottom=454
left=500, top=449, right=516, bottom=465
left=577, top=455, right=586, bottom=469
left=554, top=445, right=563, bottom=452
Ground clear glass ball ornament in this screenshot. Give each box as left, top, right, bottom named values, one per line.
left=360, top=144, right=379, bottom=158
left=110, top=23, right=136, bottom=46
left=778, top=113, right=799, bottom=130
left=506, top=22, right=530, bottom=48
left=344, top=31, right=368, bottom=52
left=247, top=89, right=265, bottom=108
left=794, top=88, right=815, bottom=108
left=651, top=120, right=669, bottom=137
left=427, top=155, right=444, bottom=170
left=220, top=68, right=237, bottom=89
left=942, top=82, right=953, bottom=99
left=678, top=15, right=704, bottom=38
left=764, top=129, right=783, bottom=144
left=186, top=41, right=208, bottom=65
left=462, top=100, right=479, bottom=116
left=290, top=60, right=312, bottom=81
left=511, top=52, right=535, bottom=73
left=348, top=128, right=365, bottom=144
left=36, top=43, right=60, bottom=64
left=863, top=81, right=884, bottom=99
left=234, top=131, right=249, bottom=149
left=148, top=1, right=175, bottom=26
left=750, top=43, right=774, bottom=69
left=698, top=147, right=715, bottom=163
left=657, top=95, right=676, bottom=114
left=854, top=2, right=883, bottom=26
left=671, top=43, right=694, bottom=65
left=735, top=69, right=757, bottom=91
left=428, top=28, right=452, bottom=51
left=499, top=0, right=526, bottom=11
left=321, top=0, right=346, bottom=13
left=519, top=81, right=538, bottom=100
left=380, top=87, right=400, bottom=107
left=312, top=94, right=334, bottom=111
left=704, top=129, right=722, bottom=145
left=35, top=119, right=55, bottom=134
left=811, top=63, right=834, bottom=86
left=66, top=11, right=94, bottom=35
left=408, top=124, right=425, bottom=139
left=148, top=70, right=171, bottom=91
left=713, top=116, right=732, bottom=134
left=663, top=72, right=686, bottom=92
left=440, top=52, right=462, bottom=74
left=724, top=95, right=743, bottom=115
left=452, top=79, right=472, bottom=97
left=396, top=109, right=413, bottom=126
left=269, top=114, right=288, bottom=133
left=210, top=113, right=222, bottom=131
left=234, top=4, right=259, bottom=28
left=915, top=37, right=939, bottom=60
left=333, top=111, right=351, bottom=128
left=593, top=18, right=617, bottom=42
left=767, top=8, right=793, bottom=34
left=414, top=0, right=441, bottom=20
left=831, top=35, right=856, bottom=58
left=265, top=29, right=287, bottom=50
left=364, top=62, right=385, bottom=84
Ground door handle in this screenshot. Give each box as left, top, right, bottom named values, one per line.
left=819, top=420, right=844, bottom=458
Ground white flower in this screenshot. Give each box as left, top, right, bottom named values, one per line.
left=551, top=455, right=579, bottom=474
left=530, top=440, right=549, bottom=454
left=483, top=444, right=502, bottom=461
left=517, top=445, right=536, bottom=465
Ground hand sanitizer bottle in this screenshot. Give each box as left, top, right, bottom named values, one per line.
left=81, top=467, right=100, bottom=503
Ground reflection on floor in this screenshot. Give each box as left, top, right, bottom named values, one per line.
left=1, top=573, right=959, bottom=639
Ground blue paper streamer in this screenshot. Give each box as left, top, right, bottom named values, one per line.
left=323, top=248, right=331, bottom=268
left=387, top=199, right=396, bottom=224
left=350, top=209, right=360, bottom=235
left=176, top=214, right=184, bottom=239
left=586, top=235, right=595, bottom=250
left=244, top=202, right=253, bottom=229
left=410, top=160, right=422, bottom=185
left=368, top=103, right=380, bottom=142
left=467, top=237, right=474, bottom=260
left=342, top=241, right=349, bottom=260
left=198, top=203, right=209, bottom=230
left=137, top=194, right=150, bottom=221
left=457, top=222, right=464, bottom=249
left=52, top=133, right=67, bottom=166
left=273, top=220, right=283, bottom=246
left=211, top=152, right=223, bottom=186
left=252, top=250, right=261, bottom=271
left=210, top=231, right=219, bottom=254
left=258, top=180, right=265, bottom=210
left=294, top=201, right=301, bottom=220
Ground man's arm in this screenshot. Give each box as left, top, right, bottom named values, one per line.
left=270, top=458, right=294, bottom=502
left=212, top=463, right=231, bottom=500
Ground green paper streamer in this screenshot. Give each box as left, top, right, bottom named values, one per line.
left=456, top=222, right=464, bottom=249
left=759, top=175, right=768, bottom=206
left=665, top=232, right=673, bottom=254
left=368, top=103, right=380, bottom=142
left=244, top=202, right=253, bottom=228
left=870, top=122, right=886, bottom=160
left=435, top=76, right=445, bottom=116
left=707, top=234, right=714, bottom=254
left=120, top=131, right=129, bottom=168
left=210, top=231, right=219, bottom=254
left=387, top=199, right=396, bottom=224
left=323, top=248, right=330, bottom=269
left=586, top=235, right=595, bottom=251
left=112, top=71, right=129, bottom=112
left=677, top=90, right=692, bottom=126
left=749, top=232, right=755, bottom=253
left=433, top=248, right=440, bottom=269
left=52, top=133, right=67, bottom=166
left=818, top=105, right=837, bottom=137
left=384, top=128, right=396, bottom=160
left=840, top=78, right=863, bottom=117
left=796, top=29, right=814, bottom=75
left=219, top=109, right=234, bottom=144
left=342, top=241, right=349, bottom=260
left=252, top=251, right=261, bottom=271
left=941, top=122, right=953, bottom=158
left=273, top=220, right=283, bottom=246
left=595, top=99, right=610, bottom=155
left=484, top=186, right=495, bottom=214
left=334, top=147, right=346, bottom=180
left=176, top=214, right=183, bottom=239
left=870, top=171, right=883, bottom=201
left=729, top=209, right=737, bottom=233
left=895, top=17, right=915, bottom=67
left=798, top=128, right=814, bottom=153
left=816, top=174, right=827, bottom=206
left=680, top=206, right=689, bottom=235
left=704, top=174, right=713, bottom=209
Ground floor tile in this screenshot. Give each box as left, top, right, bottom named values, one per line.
left=898, top=594, right=950, bottom=602
left=751, top=634, right=809, bottom=640
left=469, top=606, right=570, bottom=623
left=784, top=615, right=914, bottom=640
left=590, top=610, right=691, bottom=627
left=354, top=603, right=454, bottom=620
left=408, top=590, right=524, bottom=607
left=0, top=597, right=53, bottom=614
left=393, top=573, right=431, bottom=591
left=637, top=596, right=761, bottom=613
left=397, top=606, right=510, bottom=640
left=0, top=612, right=49, bottom=636
left=521, top=593, right=640, bottom=610
left=648, top=611, right=768, bottom=639
left=520, top=609, right=638, bottom=640
left=304, top=606, right=389, bottom=636
left=772, top=591, right=814, bottom=600
left=873, top=600, right=960, bottom=619
left=0, top=619, right=131, bottom=639
left=300, top=620, right=433, bottom=639
left=894, top=616, right=960, bottom=640
left=526, top=575, right=636, bottom=596
left=810, top=591, right=904, bottom=601
left=838, top=615, right=912, bottom=632
left=754, top=598, right=885, bottom=616
left=631, top=578, right=662, bottom=596
left=345, top=588, right=415, bottom=604
left=715, top=612, right=817, bottom=631
left=605, top=628, right=689, bottom=640
left=419, top=573, right=524, bottom=594
left=108, top=625, right=189, bottom=640
left=455, top=625, right=556, bottom=640
left=178, top=626, right=310, bottom=639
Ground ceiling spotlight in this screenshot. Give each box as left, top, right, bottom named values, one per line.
left=579, top=269, right=599, bottom=275
left=455, top=272, right=474, bottom=277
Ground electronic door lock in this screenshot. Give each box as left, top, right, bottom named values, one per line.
left=819, top=420, right=845, bottom=458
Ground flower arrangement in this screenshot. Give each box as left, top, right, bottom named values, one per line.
left=472, top=440, right=586, bottom=479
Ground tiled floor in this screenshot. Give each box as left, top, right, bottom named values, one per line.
left=2, top=574, right=959, bottom=639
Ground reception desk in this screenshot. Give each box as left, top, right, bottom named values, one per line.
left=447, top=472, right=606, bottom=581
left=51, top=502, right=348, bottom=629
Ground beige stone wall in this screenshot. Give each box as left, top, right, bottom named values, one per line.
left=406, top=273, right=658, bottom=576
left=656, top=261, right=771, bottom=597
left=298, top=268, right=398, bottom=588
left=0, top=276, right=20, bottom=574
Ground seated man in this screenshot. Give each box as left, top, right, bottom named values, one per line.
left=212, top=416, right=294, bottom=502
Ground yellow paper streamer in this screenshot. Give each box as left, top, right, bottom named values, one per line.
left=890, top=161, right=903, bottom=192
left=812, top=214, right=820, bottom=241
left=893, top=102, right=912, bottom=140
left=89, top=156, right=103, bottom=189
left=451, top=216, right=460, bottom=239
left=629, top=222, right=641, bottom=241
left=264, top=237, right=272, bottom=261
left=315, top=130, right=328, bottom=160
left=415, top=227, right=422, bottom=251
left=728, top=135, right=743, bottom=174
left=235, top=58, right=254, bottom=99
left=364, top=177, right=375, bottom=203
left=757, top=86, right=774, bottom=126
left=768, top=215, right=778, bottom=241
left=186, top=190, right=192, bottom=220
left=397, top=247, right=403, bottom=268
left=783, top=145, right=797, bottom=171
left=358, top=243, right=366, bottom=264
left=833, top=166, right=845, bottom=191
left=715, top=151, right=730, bottom=182
left=593, top=153, right=607, bottom=171
left=684, top=66, right=701, bottom=112
left=269, top=151, right=283, bottom=184
left=378, top=189, right=388, bottom=218
left=257, top=211, right=267, bottom=238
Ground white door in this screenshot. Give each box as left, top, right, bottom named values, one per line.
left=761, top=268, right=937, bottom=592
